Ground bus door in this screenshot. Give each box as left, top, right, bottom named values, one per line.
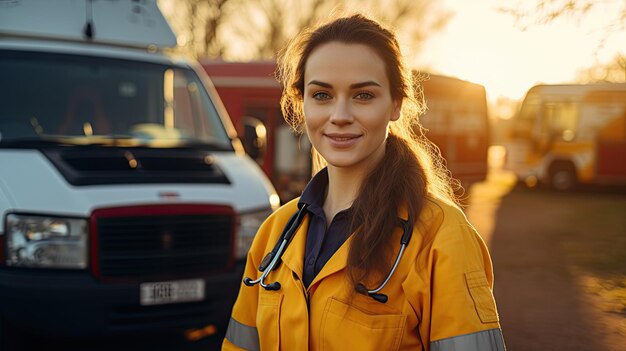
left=535, top=97, right=579, bottom=155
left=585, top=91, right=626, bottom=180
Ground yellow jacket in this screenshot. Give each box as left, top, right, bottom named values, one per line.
left=223, top=196, right=505, bottom=351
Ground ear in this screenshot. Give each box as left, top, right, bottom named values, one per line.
left=390, top=99, right=402, bottom=122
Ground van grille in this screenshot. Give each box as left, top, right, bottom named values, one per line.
left=92, top=205, right=234, bottom=279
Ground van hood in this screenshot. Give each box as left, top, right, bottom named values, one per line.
left=0, top=149, right=276, bottom=219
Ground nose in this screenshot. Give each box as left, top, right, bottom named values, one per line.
left=329, top=99, right=353, bottom=125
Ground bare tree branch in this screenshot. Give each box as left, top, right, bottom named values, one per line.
left=575, top=54, right=626, bottom=83
left=161, top=0, right=447, bottom=60
left=497, top=0, right=626, bottom=65
left=498, top=0, right=625, bottom=32
left=202, top=0, right=230, bottom=57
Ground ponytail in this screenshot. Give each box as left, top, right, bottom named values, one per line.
left=346, top=134, right=427, bottom=288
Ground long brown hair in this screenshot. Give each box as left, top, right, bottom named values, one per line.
left=276, top=14, right=458, bottom=289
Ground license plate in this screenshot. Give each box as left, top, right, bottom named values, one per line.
left=140, top=279, right=205, bottom=306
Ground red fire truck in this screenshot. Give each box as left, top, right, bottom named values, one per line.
left=418, top=74, right=490, bottom=185
left=203, top=61, right=489, bottom=202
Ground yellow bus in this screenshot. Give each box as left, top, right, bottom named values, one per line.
left=505, top=83, right=626, bottom=190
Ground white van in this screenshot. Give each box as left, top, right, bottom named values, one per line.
left=0, top=0, right=278, bottom=347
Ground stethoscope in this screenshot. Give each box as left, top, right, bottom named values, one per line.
left=244, top=204, right=413, bottom=303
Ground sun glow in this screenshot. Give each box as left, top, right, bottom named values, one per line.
left=415, top=0, right=626, bottom=102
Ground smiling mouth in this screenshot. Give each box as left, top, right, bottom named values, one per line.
left=324, top=134, right=362, bottom=147
left=330, top=136, right=356, bottom=141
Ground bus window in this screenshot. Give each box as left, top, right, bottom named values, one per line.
left=542, top=100, right=578, bottom=141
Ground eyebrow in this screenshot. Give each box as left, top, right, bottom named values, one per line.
left=307, top=80, right=382, bottom=89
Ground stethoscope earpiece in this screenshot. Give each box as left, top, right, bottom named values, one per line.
left=243, top=205, right=309, bottom=291
left=264, top=282, right=281, bottom=291
left=356, top=283, right=389, bottom=303
left=370, top=293, right=388, bottom=303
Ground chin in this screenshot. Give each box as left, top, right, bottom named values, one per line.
left=322, top=157, right=354, bottom=168
left=324, top=156, right=367, bottom=169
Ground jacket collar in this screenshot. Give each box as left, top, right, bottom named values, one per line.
left=280, top=209, right=353, bottom=288
left=280, top=212, right=309, bottom=279
left=282, top=167, right=412, bottom=287
left=308, top=234, right=353, bottom=288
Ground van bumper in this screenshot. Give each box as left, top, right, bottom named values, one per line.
left=0, top=262, right=244, bottom=338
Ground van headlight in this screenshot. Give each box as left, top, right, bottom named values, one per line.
left=236, top=208, right=273, bottom=260
left=5, top=214, right=88, bottom=269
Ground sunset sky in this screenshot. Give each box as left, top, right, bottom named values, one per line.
left=160, top=0, right=625, bottom=104
left=416, top=0, right=626, bottom=101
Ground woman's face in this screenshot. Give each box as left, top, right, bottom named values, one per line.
left=303, top=42, right=400, bottom=173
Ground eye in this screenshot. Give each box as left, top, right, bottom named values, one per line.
left=312, top=91, right=331, bottom=101
left=355, top=92, right=374, bottom=100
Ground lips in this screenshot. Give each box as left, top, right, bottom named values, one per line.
left=324, top=133, right=362, bottom=148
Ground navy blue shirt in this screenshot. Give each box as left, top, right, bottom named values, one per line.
left=298, top=168, right=353, bottom=287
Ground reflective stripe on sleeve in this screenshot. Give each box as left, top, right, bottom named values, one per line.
left=224, top=317, right=260, bottom=351
left=430, top=328, right=506, bottom=351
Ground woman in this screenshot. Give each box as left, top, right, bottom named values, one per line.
left=223, top=14, right=506, bottom=351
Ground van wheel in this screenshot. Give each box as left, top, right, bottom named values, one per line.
left=549, top=162, right=577, bottom=191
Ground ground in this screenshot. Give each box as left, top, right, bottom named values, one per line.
left=466, top=169, right=626, bottom=351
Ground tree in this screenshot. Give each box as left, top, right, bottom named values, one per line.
left=158, top=0, right=232, bottom=58
left=223, top=0, right=339, bottom=59
left=575, top=54, right=626, bottom=83
left=159, top=0, right=449, bottom=60
left=498, top=0, right=626, bottom=50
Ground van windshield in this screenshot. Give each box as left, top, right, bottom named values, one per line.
left=0, top=51, right=233, bottom=150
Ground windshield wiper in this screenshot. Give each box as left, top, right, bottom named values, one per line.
left=0, top=137, right=233, bottom=151
left=165, top=139, right=233, bottom=151
left=0, top=138, right=74, bottom=148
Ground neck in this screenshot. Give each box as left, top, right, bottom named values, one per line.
left=323, top=166, right=363, bottom=220
left=324, top=136, right=385, bottom=226
left=323, top=142, right=386, bottom=223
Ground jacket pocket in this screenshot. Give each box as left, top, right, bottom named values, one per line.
left=256, top=291, right=283, bottom=351
left=320, top=297, right=407, bottom=351
left=465, top=270, right=499, bottom=323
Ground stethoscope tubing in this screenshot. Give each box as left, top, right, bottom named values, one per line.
left=243, top=204, right=309, bottom=290
left=366, top=243, right=406, bottom=294
left=244, top=205, right=413, bottom=303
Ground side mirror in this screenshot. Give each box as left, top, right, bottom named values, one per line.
left=242, top=116, right=267, bottom=163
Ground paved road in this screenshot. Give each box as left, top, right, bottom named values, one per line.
left=466, top=170, right=626, bottom=351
